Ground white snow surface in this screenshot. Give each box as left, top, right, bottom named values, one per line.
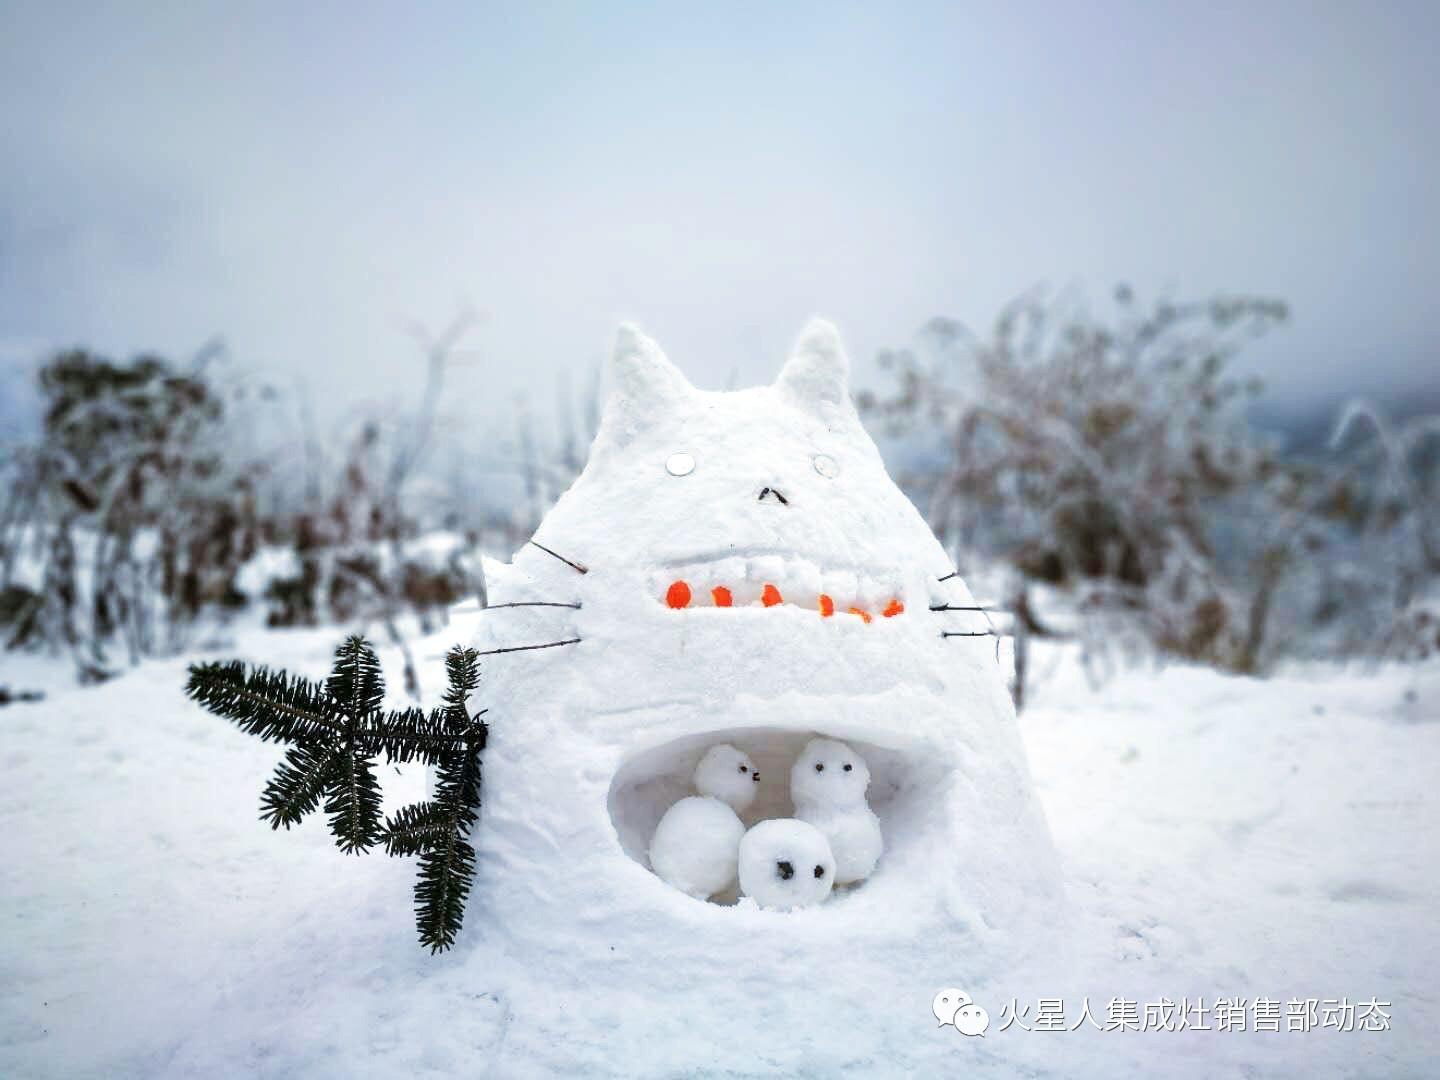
left=1, top=627, right=1437, bottom=1076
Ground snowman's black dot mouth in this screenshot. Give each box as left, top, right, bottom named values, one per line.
left=813, top=865, right=825, bottom=878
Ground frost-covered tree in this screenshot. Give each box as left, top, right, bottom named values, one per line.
left=1297, top=401, right=1440, bottom=662
left=0, top=346, right=262, bottom=677
left=862, top=287, right=1310, bottom=683
left=866, top=286, right=1440, bottom=689
left=253, top=313, right=488, bottom=697
left=0, top=317, right=495, bottom=690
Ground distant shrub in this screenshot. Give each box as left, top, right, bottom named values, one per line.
left=864, top=286, right=1437, bottom=691
left=0, top=317, right=492, bottom=696
left=0, top=346, right=262, bottom=677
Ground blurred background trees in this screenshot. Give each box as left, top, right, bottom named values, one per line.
left=0, top=323, right=506, bottom=690
left=862, top=287, right=1439, bottom=703
left=1, top=347, right=259, bottom=679
left=3, top=288, right=1436, bottom=704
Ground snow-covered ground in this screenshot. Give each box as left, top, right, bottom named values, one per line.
left=2, top=620, right=1436, bottom=1078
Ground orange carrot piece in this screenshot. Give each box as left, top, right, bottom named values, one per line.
left=666, top=581, right=692, bottom=609
left=883, top=599, right=904, bottom=617
left=762, top=584, right=783, bottom=607
left=848, top=606, right=872, bottom=624
left=819, top=594, right=834, bottom=617
left=711, top=585, right=733, bottom=607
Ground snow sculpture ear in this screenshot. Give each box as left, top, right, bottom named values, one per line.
left=612, top=323, right=692, bottom=408
left=594, top=324, right=694, bottom=450
left=775, top=318, right=857, bottom=421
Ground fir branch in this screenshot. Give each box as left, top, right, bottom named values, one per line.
left=325, top=635, right=387, bottom=719
left=416, top=831, right=476, bottom=953
left=416, top=701, right=485, bottom=951
left=380, top=801, right=452, bottom=857
left=323, top=751, right=383, bottom=854
left=260, top=742, right=342, bottom=830
left=395, top=646, right=488, bottom=951
left=186, top=636, right=489, bottom=953
left=363, top=704, right=485, bottom=765
left=186, top=660, right=346, bottom=744
left=440, top=645, right=482, bottom=730
left=186, top=657, right=477, bottom=764
left=433, top=730, right=484, bottom=832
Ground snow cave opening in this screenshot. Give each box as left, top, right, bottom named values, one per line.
left=606, top=726, right=947, bottom=906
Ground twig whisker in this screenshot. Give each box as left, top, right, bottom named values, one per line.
left=474, top=638, right=582, bottom=656
left=529, top=541, right=588, bottom=574
left=482, top=601, right=582, bottom=610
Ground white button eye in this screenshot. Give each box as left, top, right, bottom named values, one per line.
left=812, top=454, right=839, bottom=478
left=665, top=452, right=696, bottom=477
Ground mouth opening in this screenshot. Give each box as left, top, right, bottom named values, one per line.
left=652, top=556, right=907, bottom=621
left=606, top=725, right=947, bottom=907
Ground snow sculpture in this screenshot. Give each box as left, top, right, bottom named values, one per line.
left=790, top=736, right=883, bottom=885
left=737, top=818, right=835, bottom=910
left=462, top=318, right=1064, bottom=1072
left=648, top=743, right=758, bottom=898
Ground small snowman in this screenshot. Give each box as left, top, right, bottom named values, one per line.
left=738, top=818, right=835, bottom=910
left=790, top=737, right=883, bottom=886
left=649, top=744, right=760, bottom=899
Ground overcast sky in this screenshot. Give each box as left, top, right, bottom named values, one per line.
left=1, top=1, right=1436, bottom=430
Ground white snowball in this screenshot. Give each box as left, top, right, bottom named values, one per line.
left=737, top=819, right=835, bottom=910
left=649, top=797, right=745, bottom=900
left=693, top=743, right=760, bottom=812
left=789, top=737, right=872, bottom=809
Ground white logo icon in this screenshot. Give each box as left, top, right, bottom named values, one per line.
left=955, top=1003, right=991, bottom=1037
left=933, top=988, right=989, bottom=1037
left=932, top=987, right=972, bottom=1026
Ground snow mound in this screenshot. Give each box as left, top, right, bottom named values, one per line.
left=2, top=620, right=1436, bottom=1077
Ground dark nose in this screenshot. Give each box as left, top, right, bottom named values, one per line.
left=757, top=486, right=790, bottom=506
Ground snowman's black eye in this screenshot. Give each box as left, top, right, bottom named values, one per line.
left=813, top=865, right=825, bottom=878
left=843, top=763, right=853, bottom=772
left=814, top=763, right=824, bottom=772
left=752, top=772, right=760, bottom=782
left=776, top=860, right=794, bottom=880
left=738, top=765, right=748, bottom=773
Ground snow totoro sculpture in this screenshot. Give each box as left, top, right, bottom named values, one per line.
left=458, top=319, right=1064, bottom=1073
